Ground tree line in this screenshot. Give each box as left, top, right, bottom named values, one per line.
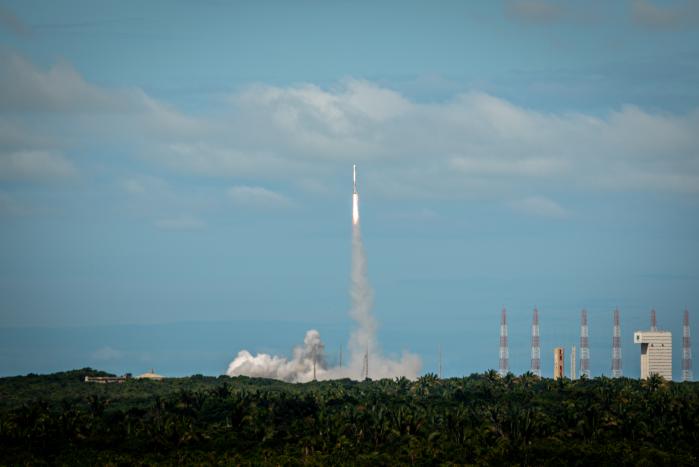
left=1, top=368, right=698, bottom=465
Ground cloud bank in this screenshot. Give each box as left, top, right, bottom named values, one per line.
left=2, top=51, right=699, bottom=218
left=632, top=0, right=699, bottom=31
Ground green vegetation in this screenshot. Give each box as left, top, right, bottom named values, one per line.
left=1, top=369, right=698, bottom=465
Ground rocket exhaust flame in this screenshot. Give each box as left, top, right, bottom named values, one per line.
left=353, top=164, right=357, bottom=193
left=226, top=164, right=420, bottom=382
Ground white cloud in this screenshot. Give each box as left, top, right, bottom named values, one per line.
left=449, top=156, right=568, bottom=177
left=0, top=150, right=77, bottom=181
left=120, top=175, right=169, bottom=195
left=632, top=0, right=699, bottom=31
left=3, top=51, right=699, bottom=202
left=227, top=185, right=293, bottom=208
left=154, top=214, right=206, bottom=231
left=121, top=178, right=147, bottom=195
left=505, top=0, right=564, bottom=24
left=206, top=83, right=699, bottom=197
left=0, top=51, right=141, bottom=113
left=511, top=195, right=568, bottom=218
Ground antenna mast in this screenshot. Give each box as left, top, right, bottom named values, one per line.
left=531, top=307, right=541, bottom=376
left=361, top=345, right=369, bottom=380
left=683, top=308, right=693, bottom=382
left=612, top=308, right=623, bottom=378
left=580, top=309, right=590, bottom=378
left=499, top=307, right=509, bottom=377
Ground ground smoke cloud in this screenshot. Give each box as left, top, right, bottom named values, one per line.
left=226, top=211, right=421, bottom=382
left=226, top=330, right=325, bottom=382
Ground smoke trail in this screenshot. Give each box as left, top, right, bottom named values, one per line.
left=348, top=223, right=376, bottom=363
left=342, top=221, right=421, bottom=380
left=226, top=170, right=421, bottom=381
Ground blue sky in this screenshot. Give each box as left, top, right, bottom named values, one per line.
left=0, top=0, right=698, bottom=378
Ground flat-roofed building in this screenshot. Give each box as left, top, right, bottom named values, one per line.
left=634, top=331, right=672, bottom=380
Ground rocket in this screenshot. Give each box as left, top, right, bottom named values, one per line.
left=353, top=164, right=357, bottom=194
left=352, top=164, right=359, bottom=225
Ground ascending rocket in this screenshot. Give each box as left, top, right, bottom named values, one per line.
left=352, top=164, right=359, bottom=225
left=353, top=164, right=357, bottom=194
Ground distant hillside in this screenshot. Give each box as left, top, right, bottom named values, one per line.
left=1, top=370, right=698, bottom=465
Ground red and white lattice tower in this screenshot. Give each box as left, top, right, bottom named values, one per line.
left=612, top=308, right=623, bottom=378
left=683, top=308, right=693, bottom=382
left=531, top=307, right=541, bottom=376
left=580, top=309, right=590, bottom=378
left=650, top=308, right=657, bottom=331
left=499, top=307, right=509, bottom=377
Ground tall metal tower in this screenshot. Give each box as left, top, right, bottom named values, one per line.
left=531, top=307, right=541, bottom=376
left=499, top=307, right=509, bottom=377
left=650, top=308, right=657, bottom=331
left=683, top=308, right=693, bottom=382
left=612, top=308, right=623, bottom=378
left=570, top=345, right=577, bottom=380
left=361, top=346, right=369, bottom=380
left=580, top=309, right=590, bottom=378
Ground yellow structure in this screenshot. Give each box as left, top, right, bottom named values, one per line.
left=137, top=369, right=164, bottom=380
left=553, top=347, right=564, bottom=380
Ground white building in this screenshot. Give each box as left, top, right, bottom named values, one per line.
left=634, top=331, right=672, bottom=380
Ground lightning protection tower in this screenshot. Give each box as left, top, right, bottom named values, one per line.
left=650, top=308, right=657, bottom=331
left=683, top=308, right=693, bottom=382
left=499, top=307, right=509, bottom=377
left=361, top=346, right=369, bottom=380
left=580, top=309, right=590, bottom=378
left=612, top=308, right=623, bottom=378
left=531, top=308, right=541, bottom=376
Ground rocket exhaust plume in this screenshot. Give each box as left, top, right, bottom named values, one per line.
left=226, top=165, right=420, bottom=382
left=352, top=164, right=359, bottom=225
left=226, top=330, right=324, bottom=382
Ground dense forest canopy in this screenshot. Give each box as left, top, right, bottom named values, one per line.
left=1, top=369, right=698, bottom=465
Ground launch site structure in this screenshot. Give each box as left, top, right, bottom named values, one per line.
left=612, top=308, right=623, bottom=378
left=531, top=308, right=541, bottom=377
left=580, top=309, right=590, bottom=378
left=553, top=347, right=564, bottom=380
left=499, top=308, right=509, bottom=377
left=634, top=330, right=672, bottom=380
left=683, top=308, right=693, bottom=382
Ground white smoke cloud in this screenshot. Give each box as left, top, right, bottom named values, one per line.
left=226, top=198, right=422, bottom=382
left=226, top=329, right=325, bottom=382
